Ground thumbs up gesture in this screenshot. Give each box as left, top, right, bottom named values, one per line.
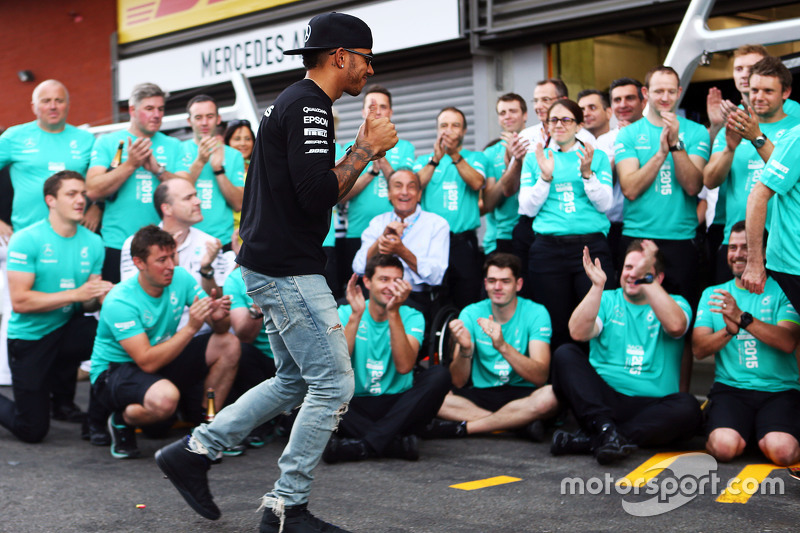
left=355, top=103, right=398, bottom=161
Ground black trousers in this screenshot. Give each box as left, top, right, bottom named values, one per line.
left=619, top=236, right=699, bottom=308
left=529, top=234, right=614, bottom=352
left=770, top=269, right=800, bottom=314
left=447, top=231, right=482, bottom=309
left=337, top=365, right=451, bottom=454
left=102, top=247, right=122, bottom=284
left=511, top=215, right=535, bottom=300
left=551, top=344, right=701, bottom=446
left=0, top=314, right=96, bottom=443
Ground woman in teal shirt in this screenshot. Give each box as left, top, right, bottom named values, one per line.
left=518, top=99, right=614, bottom=349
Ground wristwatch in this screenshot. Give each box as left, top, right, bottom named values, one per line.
left=752, top=134, right=767, bottom=149
left=582, top=171, right=596, bottom=181
left=369, top=166, right=380, bottom=176
left=634, top=273, right=654, bottom=285
left=669, top=140, right=685, bottom=152
left=155, top=164, right=166, bottom=178
left=198, top=266, right=215, bottom=280
left=212, top=167, right=225, bottom=176
left=428, top=158, right=439, bottom=167
left=739, top=311, right=754, bottom=330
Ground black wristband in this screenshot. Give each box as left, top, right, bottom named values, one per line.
left=213, top=168, right=225, bottom=176
left=428, top=158, right=439, bottom=167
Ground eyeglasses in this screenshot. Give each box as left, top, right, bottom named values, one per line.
left=547, top=117, right=576, bottom=125
left=330, top=48, right=374, bottom=67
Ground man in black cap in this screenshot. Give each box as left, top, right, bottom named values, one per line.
left=155, top=11, right=398, bottom=533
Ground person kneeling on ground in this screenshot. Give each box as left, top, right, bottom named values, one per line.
left=89, top=225, right=239, bottom=459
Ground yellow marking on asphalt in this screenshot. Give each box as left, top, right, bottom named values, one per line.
left=716, top=464, right=779, bottom=504
left=450, top=476, right=522, bottom=491
left=617, top=451, right=702, bottom=488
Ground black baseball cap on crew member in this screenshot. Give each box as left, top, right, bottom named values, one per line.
left=283, top=12, right=373, bottom=55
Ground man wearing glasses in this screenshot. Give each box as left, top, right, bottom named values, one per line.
left=519, top=78, right=596, bottom=151
left=155, top=12, right=397, bottom=533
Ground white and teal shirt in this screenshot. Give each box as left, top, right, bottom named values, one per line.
left=0, top=122, right=94, bottom=230
left=482, top=141, right=520, bottom=253
left=338, top=302, right=425, bottom=397
left=519, top=148, right=613, bottom=236
left=7, top=220, right=104, bottom=340
left=459, top=298, right=551, bottom=389
left=414, top=150, right=488, bottom=234
left=89, top=266, right=205, bottom=383
left=178, top=141, right=245, bottom=245
left=90, top=130, right=183, bottom=249
left=615, top=116, right=710, bottom=240
left=343, top=138, right=415, bottom=239
left=759, top=124, right=800, bottom=275
left=591, top=288, right=692, bottom=397
left=696, top=278, right=800, bottom=392
left=711, top=115, right=800, bottom=243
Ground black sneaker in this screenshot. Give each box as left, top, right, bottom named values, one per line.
left=322, top=436, right=370, bottom=464
left=417, top=419, right=467, bottom=439
left=107, top=413, right=140, bottom=459
left=550, top=429, right=591, bottom=456
left=260, top=503, right=351, bottom=533
left=382, top=435, right=419, bottom=461
left=517, top=419, right=546, bottom=442
left=155, top=437, right=221, bottom=520
left=592, top=423, right=636, bottom=465
left=82, top=418, right=111, bottom=446
left=52, top=402, right=87, bottom=423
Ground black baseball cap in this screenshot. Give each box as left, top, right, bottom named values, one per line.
left=284, top=12, right=373, bottom=55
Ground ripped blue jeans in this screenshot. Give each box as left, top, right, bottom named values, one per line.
left=190, top=269, right=354, bottom=507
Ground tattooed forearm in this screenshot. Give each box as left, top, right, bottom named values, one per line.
left=335, top=145, right=374, bottom=200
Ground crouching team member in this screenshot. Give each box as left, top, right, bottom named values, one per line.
left=423, top=253, right=557, bottom=440
left=693, top=221, right=800, bottom=466
left=551, top=241, right=702, bottom=464
left=324, top=254, right=450, bottom=462
left=90, top=225, right=239, bottom=458
left=0, top=171, right=110, bottom=443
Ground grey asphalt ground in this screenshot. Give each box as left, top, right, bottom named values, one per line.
left=1, top=361, right=799, bottom=533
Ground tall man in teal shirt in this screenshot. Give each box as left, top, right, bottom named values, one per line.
left=704, top=57, right=800, bottom=284
left=551, top=240, right=701, bottom=464
left=86, top=82, right=186, bottom=283
left=693, top=222, right=800, bottom=466
left=415, top=107, right=487, bottom=308
left=616, top=65, right=710, bottom=305
left=179, top=95, right=245, bottom=249
left=0, top=171, right=110, bottom=443
left=341, top=85, right=416, bottom=272
left=323, top=254, right=450, bottom=463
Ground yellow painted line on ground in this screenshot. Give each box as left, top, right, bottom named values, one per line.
left=450, top=475, right=522, bottom=491
left=616, top=451, right=702, bottom=488
left=716, top=464, right=778, bottom=504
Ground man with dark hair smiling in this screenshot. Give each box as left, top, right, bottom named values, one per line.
left=155, top=12, right=397, bottom=532
left=1, top=171, right=109, bottom=443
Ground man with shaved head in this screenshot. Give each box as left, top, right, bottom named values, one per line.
left=0, top=79, right=95, bottom=421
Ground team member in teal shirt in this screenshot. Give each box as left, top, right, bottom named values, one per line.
left=90, top=225, right=239, bottom=459
left=0, top=171, right=110, bottom=443
left=423, top=254, right=556, bottom=441
left=179, top=95, right=245, bottom=248
left=86, top=83, right=186, bottom=283
left=551, top=240, right=701, bottom=464
left=0, top=80, right=94, bottom=232
left=616, top=65, right=710, bottom=304
left=743, top=119, right=800, bottom=314
left=323, top=254, right=450, bottom=463
left=341, top=85, right=415, bottom=271
left=519, top=99, right=614, bottom=350
left=481, top=93, right=529, bottom=255
left=694, top=222, right=800, bottom=466
left=415, top=106, right=487, bottom=308
left=704, top=57, right=800, bottom=283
